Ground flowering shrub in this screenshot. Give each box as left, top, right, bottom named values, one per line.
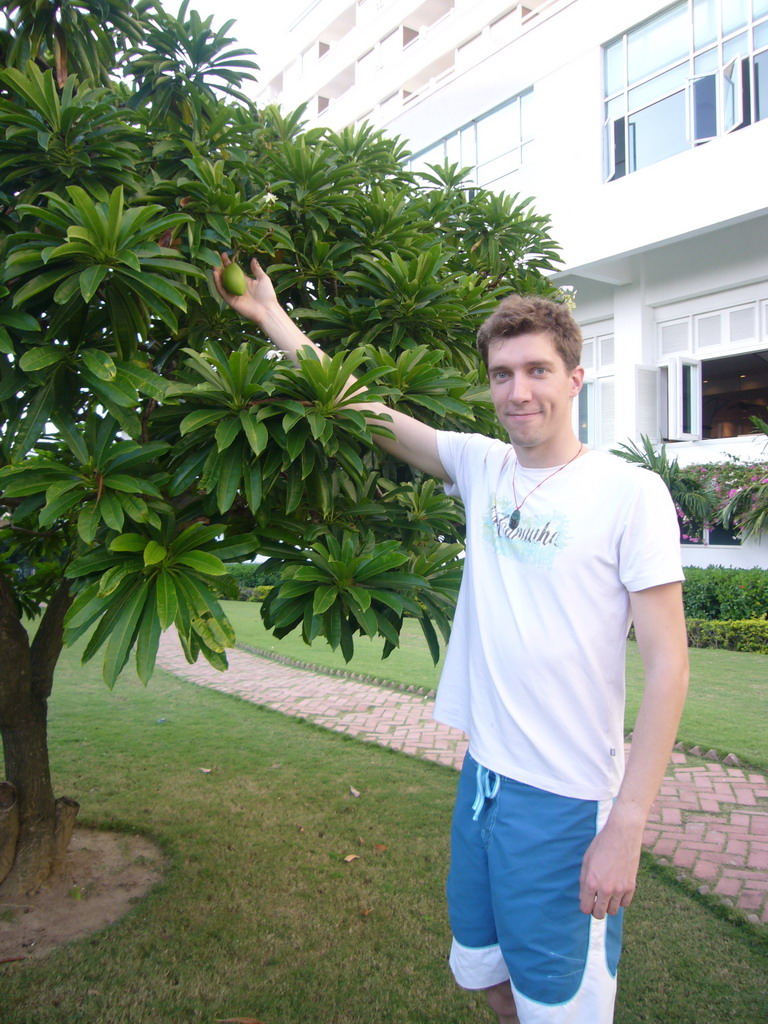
left=683, top=458, right=768, bottom=541
left=614, top=427, right=768, bottom=542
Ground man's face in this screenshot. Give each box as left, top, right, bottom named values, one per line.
left=487, top=331, right=584, bottom=466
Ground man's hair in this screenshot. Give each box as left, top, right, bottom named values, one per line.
left=476, top=294, right=583, bottom=372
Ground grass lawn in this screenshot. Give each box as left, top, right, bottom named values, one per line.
left=2, top=643, right=766, bottom=1023
left=223, top=600, right=445, bottom=690
left=224, top=601, right=768, bottom=769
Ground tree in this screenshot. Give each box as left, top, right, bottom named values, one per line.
left=1, top=0, right=148, bottom=88
left=613, top=431, right=768, bottom=544
left=611, top=435, right=717, bottom=538
left=0, top=3, right=562, bottom=894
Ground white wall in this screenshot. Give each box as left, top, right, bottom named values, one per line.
left=681, top=536, right=768, bottom=569
left=384, top=0, right=768, bottom=273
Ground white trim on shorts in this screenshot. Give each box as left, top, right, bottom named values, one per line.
left=449, top=937, right=509, bottom=990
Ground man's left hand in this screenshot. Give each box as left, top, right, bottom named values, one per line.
left=578, top=819, right=643, bottom=919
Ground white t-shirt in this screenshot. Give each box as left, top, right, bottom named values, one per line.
left=434, top=432, right=684, bottom=801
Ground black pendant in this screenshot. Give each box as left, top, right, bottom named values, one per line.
left=508, top=509, right=521, bottom=530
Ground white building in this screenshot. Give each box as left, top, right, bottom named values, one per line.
left=258, top=0, right=768, bottom=567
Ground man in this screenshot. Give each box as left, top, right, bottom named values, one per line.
left=214, top=256, right=689, bottom=1024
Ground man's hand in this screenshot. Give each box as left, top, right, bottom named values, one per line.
left=213, top=253, right=279, bottom=325
left=578, top=815, right=643, bottom=919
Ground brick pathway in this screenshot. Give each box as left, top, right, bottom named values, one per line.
left=156, top=633, right=768, bottom=926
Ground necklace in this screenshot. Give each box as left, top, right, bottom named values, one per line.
left=504, top=443, right=584, bottom=531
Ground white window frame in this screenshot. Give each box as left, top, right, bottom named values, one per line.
left=723, top=57, right=746, bottom=132
left=575, top=375, right=616, bottom=449
left=575, top=379, right=595, bottom=446
left=666, top=355, right=702, bottom=440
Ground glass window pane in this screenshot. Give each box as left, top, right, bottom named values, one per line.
left=604, top=38, right=624, bottom=95
left=693, top=74, right=718, bottom=138
left=723, top=0, right=749, bottom=35
left=707, top=525, right=741, bottom=545
left=755, top=20, right=768, bottom=47
left=628, top=62, right=689, bottom=109
left=628, top=91, right=687, bottom=172
left=478, top=150, right=520, bottom=187
left=411, top=142, right=445, bottom=174
left=520, top=89, right=534, bottom=139
left=578, top=383, right=593, bottom=444
left=460, top=125, right=476, bottom=165
left=723, top=31, right=749, bottom=62
left=445, top=132, right=461, bottom=165
left=693, top=0, right=718, bottom=49
left=723, top=59, right=743, bottom=130
left=754, top=49, right=768, bottom=118
left=477, top=103, right=520, bottom=163
left=682, top=363, right=695, bottom=435
left=754, top=0, right=768, bottom=19
left=627, top=3, right=688, bottom=85
left=605, top=95, right=625, bottom=119
left=605, top=116, right=626, bottom=180
left=489, top=170, right=522, bottom=195
left=694, top=46, right=719, bottom=73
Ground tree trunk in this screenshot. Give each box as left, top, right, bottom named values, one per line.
left=0, top=782, right=18, bottom=885
left=0, top=578, right=78, bottom=896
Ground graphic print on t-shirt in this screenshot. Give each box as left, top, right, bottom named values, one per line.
left=486, top=499, right=571, bottom=570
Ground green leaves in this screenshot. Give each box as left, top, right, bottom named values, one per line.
left=0, top=64, right=142, bottom=199
left=1, top=44, right=561, bottom=683
left=7, top=184, right=203, bottom=358
left=0, top=415, right=169, bottom=536
left=263, top=531, right=442, bottom=663
left=65, top=519, right=248, bottom=686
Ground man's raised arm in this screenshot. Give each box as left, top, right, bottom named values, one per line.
left=214, top=255, right=450, bottom=482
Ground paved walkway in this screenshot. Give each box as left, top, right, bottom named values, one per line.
left=156, top=633, right=768, bottom=926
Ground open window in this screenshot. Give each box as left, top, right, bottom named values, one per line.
left=664, top=350, right=768, bottom=441
left=703, top=350, right=768, bottom=438
left=691, top=58, right=750, bottom=143
left=665, top=356, right=702, bottom=440
left=605, top=116, right=626, bottom=180
left=723, top=57, right=750, bottom=132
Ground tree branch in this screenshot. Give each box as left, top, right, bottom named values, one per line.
left=30, top=582, right=73, bottom=703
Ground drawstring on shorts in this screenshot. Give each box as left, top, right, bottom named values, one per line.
left=471, top=762, right=500, bottom=820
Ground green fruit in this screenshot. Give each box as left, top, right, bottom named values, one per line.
left=221, top=262, right=247, bottom=296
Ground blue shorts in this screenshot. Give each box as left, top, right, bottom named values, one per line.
left=447, top=753, right=623, bottom=1024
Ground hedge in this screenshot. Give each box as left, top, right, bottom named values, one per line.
left=683, top=567, right=768, bottom=621
left=685, top=618, right=768, bottom=654
left=227, top=562, right=283, bottom=588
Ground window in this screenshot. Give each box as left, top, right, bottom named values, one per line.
left=662, top=350, right=768, bottom=441
left=703, top=350, right=768, bottom=438
left=578, top=328, right=615, bottom=448
left=680, top=524, right=741, bottom=546
left=577, top=382, right=593, bottom=445
left=604, top=1, right=768, bottom=179
left=666, top=356, right=703, bottom=440
left=408, top=90, right=533, bottom=191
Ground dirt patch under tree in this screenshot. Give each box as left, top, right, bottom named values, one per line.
left=0, top=827, right=165, bottom=961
